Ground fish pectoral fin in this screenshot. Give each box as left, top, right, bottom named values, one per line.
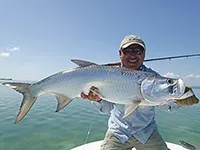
left=123, top=101, right=141, bottom=118
left=55, top=94, right=73, bottom=112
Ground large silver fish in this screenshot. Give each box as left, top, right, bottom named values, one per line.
left=3, top=60, right=193, bottom=123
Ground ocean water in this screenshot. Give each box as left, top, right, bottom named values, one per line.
left=0, top=82, right=200, bottom=150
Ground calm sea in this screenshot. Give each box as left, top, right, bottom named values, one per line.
left=0, top=82, right=200, bottom=150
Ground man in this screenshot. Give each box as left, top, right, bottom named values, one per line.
left=81, top=35, right=199, bottom=150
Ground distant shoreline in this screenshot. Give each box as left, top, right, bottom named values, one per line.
left=0, top=78, right=12, bottom=80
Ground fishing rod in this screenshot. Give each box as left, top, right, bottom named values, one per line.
left=104, top=53, right=200, bottom=66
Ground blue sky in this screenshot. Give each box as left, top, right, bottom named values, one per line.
left=0, top=0, right=200, bottom=86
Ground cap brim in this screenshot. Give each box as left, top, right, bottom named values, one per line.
left=121, top=42, right=145, bottom=50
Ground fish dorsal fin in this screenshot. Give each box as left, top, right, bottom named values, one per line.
left=71, top=59, right=98, bottom=67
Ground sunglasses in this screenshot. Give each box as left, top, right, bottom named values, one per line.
left=121, top=48, right=145, bottom=55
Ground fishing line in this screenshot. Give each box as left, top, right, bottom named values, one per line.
left=82, top=109, right=96, bottom=150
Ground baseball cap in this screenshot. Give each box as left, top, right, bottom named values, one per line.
left=119, top=35, right=146, bottom=50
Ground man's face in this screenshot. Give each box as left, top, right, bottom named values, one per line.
left=119, top=44, right=145, bottom=70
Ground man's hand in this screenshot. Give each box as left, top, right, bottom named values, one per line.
left=81, top=86, right=102, bottom=102
left=176, top=86, right=199, bottom=106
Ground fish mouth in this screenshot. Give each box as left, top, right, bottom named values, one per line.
left=173, top=79, right=185, bottom=98
left=174, top=79, right=196, bottom=100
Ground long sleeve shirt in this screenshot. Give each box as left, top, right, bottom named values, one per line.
left=92, top=64, right=179, bottom=144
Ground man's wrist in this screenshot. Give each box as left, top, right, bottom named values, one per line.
left=96, top=99, right=102, bottom=102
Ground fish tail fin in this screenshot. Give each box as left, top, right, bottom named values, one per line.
left=3, top=82, right=37, bottom=123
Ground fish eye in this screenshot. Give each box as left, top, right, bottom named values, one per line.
left=167, top=79, right=174, bottom=84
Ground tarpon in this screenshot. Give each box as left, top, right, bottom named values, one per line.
left=2, top=60, right=193, bottom=123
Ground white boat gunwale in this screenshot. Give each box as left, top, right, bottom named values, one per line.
left=71, top=140, right=189, bottom=150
